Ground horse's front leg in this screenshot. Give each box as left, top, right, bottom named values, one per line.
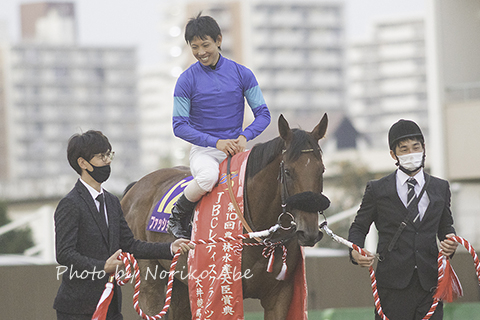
left=260, top=280, right=294, bottom=320
left=136, top=259, right=167, bottom=318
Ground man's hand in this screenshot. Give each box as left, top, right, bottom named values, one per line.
left=440, top=233, right=458, bottom=257
left=234, top=135, right=247, bottom=153
left=216, top=139, right=239, bottom=156
left=172, top=239, right=195, bottom=255
left=352, top=248, right=375, bottom=267
left=216, top=136, right=247, bottom=156
left=104, top=249, right=123, bottom=274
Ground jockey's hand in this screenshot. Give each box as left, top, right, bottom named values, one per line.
left=352, top=248, right=375, bottom=267
left=234, top=135, right=247, bottom=153
left=104, top=249, right=124, bottom=273
left=440, top=233, right=458, bottom=257
left=171, top=239, right=195, bottom=255
left=216, top=139, right=240, bottom=156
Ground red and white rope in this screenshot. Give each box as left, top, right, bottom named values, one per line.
left=322, top=225, right=480, bottom=320
left=115, top=225, right=284, bottom=319
left=449, top=236, right=480, bottom=281
left=116, top=251, right=177, bottom=319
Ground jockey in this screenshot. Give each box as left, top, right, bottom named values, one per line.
left=168, top=14, right=271, bottom=239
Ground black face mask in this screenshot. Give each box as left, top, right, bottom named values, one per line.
left=87, top=162, right=111, bottom=183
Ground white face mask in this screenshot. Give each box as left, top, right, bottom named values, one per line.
left=397, top=152, right=424, bottom=171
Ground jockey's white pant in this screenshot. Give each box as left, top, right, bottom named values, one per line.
left=184, top=145, right=227, bottom=202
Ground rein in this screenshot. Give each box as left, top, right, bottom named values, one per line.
left=226, top=148, right=316, bottom=244
left=226, top=156, right=261, bottom=242
left=224, top=151, right=315, bottom=284
left=226, top=149, right=325, bottom=281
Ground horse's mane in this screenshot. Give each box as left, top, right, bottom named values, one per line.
left=122, top=181, right=137, bottom=198
left=246, top=129, right=322, bottom=178
left=246, top=136, right=284, bottom=178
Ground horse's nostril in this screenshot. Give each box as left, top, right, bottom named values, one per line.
left=296, top=230, right=316, bottom=247
left=315, top=231, right=324, bottom=243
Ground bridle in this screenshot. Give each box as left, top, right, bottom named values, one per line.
left=225, top=147, right=327, bottom=281
left=229, top=147, right=322, bottom=244
left=276, top=148, right=322, bottom=235
left=277, top=159, right=298, bottom=232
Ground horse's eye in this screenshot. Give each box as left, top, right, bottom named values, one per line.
left=284, top=169, right=291, bottom=177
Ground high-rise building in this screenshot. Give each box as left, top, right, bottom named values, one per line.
left=138, top=64, right=190, bottom=174
left=347, top=17, right=428, bottom=150
left=247, top=0, right=345, bottom=123
left=20, top=2, right=77, bottom=44
left=7, top=44, right=139, bottom=194
left=0, top=2, right=140, bottom=200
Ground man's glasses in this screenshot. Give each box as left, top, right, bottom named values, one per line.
left=97, top=151, right=115, bottom=162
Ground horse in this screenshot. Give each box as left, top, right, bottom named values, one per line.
left=121, top=113, right=329, bottom=320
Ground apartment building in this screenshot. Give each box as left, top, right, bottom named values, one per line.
left=348, top=18, right=428, bottom=150
left=0, top=2, right=140, bottom=199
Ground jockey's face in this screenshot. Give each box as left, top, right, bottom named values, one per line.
left=390, top=138, right=424, bottom=159
left=189, top=35, right=222, bottom=67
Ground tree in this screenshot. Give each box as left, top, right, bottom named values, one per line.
left=0, top=202, right=35, bottom=254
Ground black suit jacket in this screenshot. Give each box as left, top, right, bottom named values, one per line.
left=53, top=179, right=172, bottom=315
left=348, top=171, right=455, bottom=291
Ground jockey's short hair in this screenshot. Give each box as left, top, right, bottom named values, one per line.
left=67, top=130, right=112, bottom=175
left=184, top=13, right=222, bottom=47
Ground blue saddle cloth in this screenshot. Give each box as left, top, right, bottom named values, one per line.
left=146, top=175, right=194, bottom=233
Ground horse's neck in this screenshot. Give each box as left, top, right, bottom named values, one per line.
left=246, top=156, right=283, bottom=230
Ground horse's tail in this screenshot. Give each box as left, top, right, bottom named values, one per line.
left=123, top=181, right=137, bottom=198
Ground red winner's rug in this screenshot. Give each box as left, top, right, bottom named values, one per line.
left=188, top=150, right=308, bottom=320
left=188, top=151, right=249, bottom=320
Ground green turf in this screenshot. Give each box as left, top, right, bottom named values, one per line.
left=244, top=302, right=480, bottom=319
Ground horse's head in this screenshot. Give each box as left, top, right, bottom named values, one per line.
left=277, top=113, right=330, bottom=246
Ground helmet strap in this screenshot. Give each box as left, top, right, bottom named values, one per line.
left=398, top=164, right=423, bottom=175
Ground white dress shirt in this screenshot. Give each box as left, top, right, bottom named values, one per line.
left=396, top=168, right=429, bottom=221
left=79, top=178, right=109, bottom=226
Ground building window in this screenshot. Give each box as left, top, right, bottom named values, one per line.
left=55, top=67, right=69, bottom=80
left=94, top=68, right=105, bottom=81
left=24, top=49, right=39, bottom=63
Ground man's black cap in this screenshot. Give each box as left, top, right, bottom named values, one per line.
left=388, top=119, right=424, bottom=150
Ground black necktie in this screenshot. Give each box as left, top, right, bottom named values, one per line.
left=407, top=178, right=420, bottom=223
left=96, top=193, right=108, bottom=227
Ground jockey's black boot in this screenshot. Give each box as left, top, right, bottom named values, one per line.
left=168, top=194, right=197, bottom=239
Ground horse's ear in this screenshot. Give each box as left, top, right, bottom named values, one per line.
left=311, top=113, right=328, bottom=141
left=278, top=114, right=292, bottom=144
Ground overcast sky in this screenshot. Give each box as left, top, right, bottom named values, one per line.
left=0, top=0, right=426, bottom=67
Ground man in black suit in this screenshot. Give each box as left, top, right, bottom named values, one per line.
left=53, top=130, right=193, bottom=320
left=348, top=119, right=458, bottom=320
